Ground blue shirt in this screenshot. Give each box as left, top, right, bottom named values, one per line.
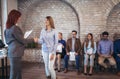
left=38, top=28, right=58, bottom=54
left=98, top=40, right=113, bottom=56
left=58, top=39, right=66, bottom=52
left=84, top=41, right=97, bottom=54
left=114, top=39, right=120, bottom=54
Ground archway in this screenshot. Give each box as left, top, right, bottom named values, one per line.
left=107, top=2, right=120, bottom=40
left=18, top=0, right=80, bottom=62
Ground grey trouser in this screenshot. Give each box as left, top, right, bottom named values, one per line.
left=9, top=57, right=22, bottom=79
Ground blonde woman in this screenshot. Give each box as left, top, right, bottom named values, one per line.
left=55, top=32, right=66, bottom=72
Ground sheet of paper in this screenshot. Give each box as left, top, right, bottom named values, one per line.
left=56, top=43, right=62, bottom=53
left=86, top=48, right=93, bottom=54
left=24, top=30, right=33, bottom=39
left=0, top=48, right=7, bottom=59
left=69, top=52, right=75, bottom=61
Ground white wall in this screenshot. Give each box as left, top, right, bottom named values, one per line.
left=7, top=0, right=18, bottom=13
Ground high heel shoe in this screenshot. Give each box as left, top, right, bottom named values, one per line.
left=58, top=70, right=61, bottom=72
left=88, top=73, right=92, bottom=76
left=84, top=73, right=87, bottom=75
left=46, top=76, right=51, bottom=79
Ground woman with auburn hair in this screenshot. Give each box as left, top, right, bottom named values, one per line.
left=34, top=16, right=58, bottom=79
left=83, top=33, right=97, bottom=76
left=4, top=9, right=35, bottom=79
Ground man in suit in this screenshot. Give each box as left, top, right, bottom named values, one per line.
left=64, top=30, right=81, bottom=75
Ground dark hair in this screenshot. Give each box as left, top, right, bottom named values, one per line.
left=59, top=32, right=62, bottom=36
left=46, top=16, right=55, bottom=29
left=72, top=30, right=77, bottom=34
left=6, top=9, right=21, bottom=29
left=102, top=31, right=109, bottom=36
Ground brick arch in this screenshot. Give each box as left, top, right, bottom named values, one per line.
left=64, top=0, right=120, bottom=41
left=18, top=0, right=80, bottom=40
left=106, top=2, right=120, bottom=40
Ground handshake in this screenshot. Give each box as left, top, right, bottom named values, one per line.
left=34, top=37, right=39, bottom=43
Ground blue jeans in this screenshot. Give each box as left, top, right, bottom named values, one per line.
left=115, top=56, right=120, bottom=72
left=42, top=51, right=56, bottom=79
left=64, top=55, right=80, bottom=70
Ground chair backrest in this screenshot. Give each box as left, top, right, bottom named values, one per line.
left=0, top=40, right=5, bottom=48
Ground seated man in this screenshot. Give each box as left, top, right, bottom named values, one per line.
left=64, top=30, right=81, bottom=75
left=98, top=31, right=116, bottom=69
left=114, top=34, right=120, bottom=76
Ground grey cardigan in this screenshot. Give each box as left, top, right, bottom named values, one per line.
left=4, top=25, right=34, bottom=57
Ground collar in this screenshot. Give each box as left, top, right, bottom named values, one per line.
left=45, top=28, right=53, bottom=32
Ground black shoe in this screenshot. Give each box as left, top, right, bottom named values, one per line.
left=54, top=68, right=58, bottom=70
left=88, top=73, right=92, bottom=76
left=58, top=70, right=61, bottom=72
left=84, top=73, right=87, bottom=75
left=111, top=66, right=117, bottom=73
left=46, top=76, right=51, bottom=79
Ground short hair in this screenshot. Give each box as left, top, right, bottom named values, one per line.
left=6, top=9, right=21, bottom=29
left=102, top=31, right=109, bottom=36
left=59, top=32, right=62, bottom=36
left=72, top=30, right=77, bottom=34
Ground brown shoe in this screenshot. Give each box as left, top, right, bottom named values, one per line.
left=77, top=70, right=80, bottom=75
left=64, top=68, right=68, bottom=73
left=117, top=72, right=120, bottom=76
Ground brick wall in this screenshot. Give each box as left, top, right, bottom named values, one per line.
left=107, top=2, right=120, bottom=40
left=18, top=0, right=80, bottom=41
left=17, top=0, right=120, bottom=62
left=18, top=0, right=120, bottom=42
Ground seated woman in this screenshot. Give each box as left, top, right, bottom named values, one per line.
left=84, top=33, right=97, bottom=76
left=55, top=32, right=66, bottom=72
left=114, top=34, right=120, bottom=76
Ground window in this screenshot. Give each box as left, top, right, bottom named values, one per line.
left=0, top=0, right=2, bottom=40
